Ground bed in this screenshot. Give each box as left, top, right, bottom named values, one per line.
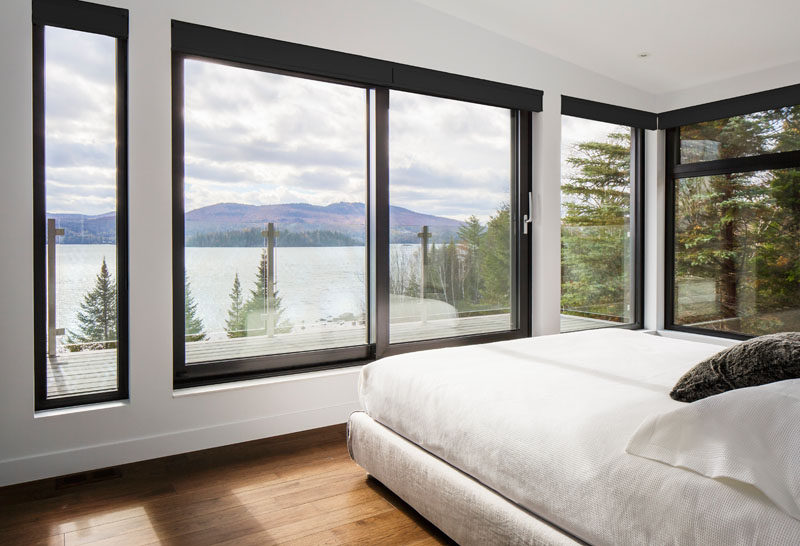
left=347, top=328, right=800, bottom=545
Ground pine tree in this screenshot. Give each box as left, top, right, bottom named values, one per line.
left=224, top=272, right=246, bottom=338
left=184, top=270, right=206, bottom=342
left=561, top=131, right=632, bottom=318
left=481, top=205, right=511, bottom=306
left=243, top=249, right=291, bottom=335
left=675, top=114, right=772, bottom=324
left=458, top=215, right=485, bottom=303
left=65, top=257, right=117, bottom=351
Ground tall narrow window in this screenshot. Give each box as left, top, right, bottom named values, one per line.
left=174, top=57, right=370, bottom=379
left=388, top=91, right=518, bottom=344
left=33, top=1, right=129, bottom=409
left=667, top=105, right=800, bottom=337
left=560, top=116, right=640, bottom=332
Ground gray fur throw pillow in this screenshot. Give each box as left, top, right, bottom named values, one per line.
left=670, top=332, right=800, bottom=402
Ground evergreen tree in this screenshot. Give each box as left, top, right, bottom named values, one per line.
left=675, top=114, right=772, bottom=324
left=561, top=131, right=632, bottom=318
left=224, top=272, right=246, bottom=338
left=243, top=249, right=291, bottom=335
left=481, top=205, right=511, bottom=305
left=458, top=215, right=485, bottom=303
left=65, top=257, right=117, bottom=351
left=184, top=270, right=206, bottom=342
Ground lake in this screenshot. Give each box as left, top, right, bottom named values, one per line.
left=52, top=244, right=419, bottom=342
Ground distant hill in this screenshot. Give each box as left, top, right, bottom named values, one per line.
left=47, top=202, right=465, bottom=246
left=184, top=202, right=461, bottom=233
left=46, top=212, right=117, bottom=244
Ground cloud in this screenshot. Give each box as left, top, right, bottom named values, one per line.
left=43, top=28, right=117, bottom=215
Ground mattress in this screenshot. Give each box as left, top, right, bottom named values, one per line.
left=359, top=329, right=800, bottom=545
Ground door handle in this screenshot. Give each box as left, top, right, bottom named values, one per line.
left=523, top=192, right=533, bottom=235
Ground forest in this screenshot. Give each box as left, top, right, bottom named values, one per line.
left=673, top=105, right=800, bottom=335
left=186, top=228, right=361, bottom=247
left=388, top=208, right=512, bottom=318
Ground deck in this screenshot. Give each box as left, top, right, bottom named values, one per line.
left=46, top=314, right=616, bottom=400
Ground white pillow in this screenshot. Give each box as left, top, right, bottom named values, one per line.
left=626, top=378, right=800, bottom=521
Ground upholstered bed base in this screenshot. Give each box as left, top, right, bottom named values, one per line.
left=347, top=411, right=585, bottom=546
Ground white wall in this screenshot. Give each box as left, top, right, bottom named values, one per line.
left=657, top=59, right=800, bottom=112
left=0, top=0, right=659, bottom=487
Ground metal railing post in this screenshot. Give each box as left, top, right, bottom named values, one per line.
left=261, top=222, right=277, bottom=337
left=417, top=225, right=431, bottom=323
left=47, top=218, right=65, bottom=356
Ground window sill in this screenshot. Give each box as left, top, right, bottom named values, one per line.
left=172, top=364, right=364, bottom=398
left=34, top=400, right=129, bottom=419
left=643, top=329, right=739, bottom=347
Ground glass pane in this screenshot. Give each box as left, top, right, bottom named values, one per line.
left=680, top=106, right=800, bottom=163
left=388, top=91, right=515, bottom=343
left=673, top=168, right=800, bottom=336
left=44, top=27, right=119, bottom=398
left=560, top=116, right=633, bottom=333
left=183, top=59, right=367, bottom=364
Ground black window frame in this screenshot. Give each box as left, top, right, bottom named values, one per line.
left=663, top=85, right=800, bottom=340
left=559, top=96, right=649, bottom=331
left=171, top=22, right=537, bottom=388
left=32, top=0, right=129, bottom=410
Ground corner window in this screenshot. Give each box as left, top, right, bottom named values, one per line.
left=668, top=105, right=800, bottom=337
left=33, top=1, right=129, bottom=409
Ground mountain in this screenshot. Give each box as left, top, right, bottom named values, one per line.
left=184, top=202, right=462, bottom=233
left=47, top=202, right=465, bottom=245
left=46, top=212, right=117, bottom=244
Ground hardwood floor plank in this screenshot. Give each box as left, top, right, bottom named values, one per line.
left=0, top=424, right=450, bottom=546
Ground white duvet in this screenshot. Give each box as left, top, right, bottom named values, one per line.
left=359, top=329, right=800, bottom=545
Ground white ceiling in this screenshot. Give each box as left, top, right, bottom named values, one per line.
left=414, top=0, right=800, bottom=95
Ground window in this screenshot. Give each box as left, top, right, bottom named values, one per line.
left=667, top=103, right=800, bottom=338
left=33, top=0, right=129, bottom=409
left=172, top=22, right=536, bottom=385
left=179, top=58, right=369, bottom=368
left=559, top=99, right=646, bottom=334
left=680, top=107, right=800, bottom=163
left=388, top=91, right=518, bottom=344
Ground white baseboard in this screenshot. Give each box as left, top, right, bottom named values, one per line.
left=0, top=400, right=360, bottom=487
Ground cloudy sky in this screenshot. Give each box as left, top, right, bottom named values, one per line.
left=184, top=59, right=511, bottom=223
left=45, top=29, right=603, bottom=224
left=45, top=27, right=116, bottom=216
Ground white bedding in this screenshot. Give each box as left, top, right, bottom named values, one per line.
left=359, top=329, right=800, bottom=545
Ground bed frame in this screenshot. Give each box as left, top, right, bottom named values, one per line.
left=347, top=411, right=587, bottom=545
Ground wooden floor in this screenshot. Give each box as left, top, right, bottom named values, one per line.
left=0, top=425, right=452, bottom=546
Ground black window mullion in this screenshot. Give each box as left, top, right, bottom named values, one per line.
left=517, top=110, right=533, bottom=337
left=171, top=51, right=187, bottom=380
left=373, top=88, right=390, bottom=358
left=115, top=33, right=130, bottom=402
left=630, top=127, right=645, bottom=328
left=32, top=22, right=47, bottom=409
left=673, top=149, right=800, bottom=179
left=664, top=129, right=677, bottom=333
